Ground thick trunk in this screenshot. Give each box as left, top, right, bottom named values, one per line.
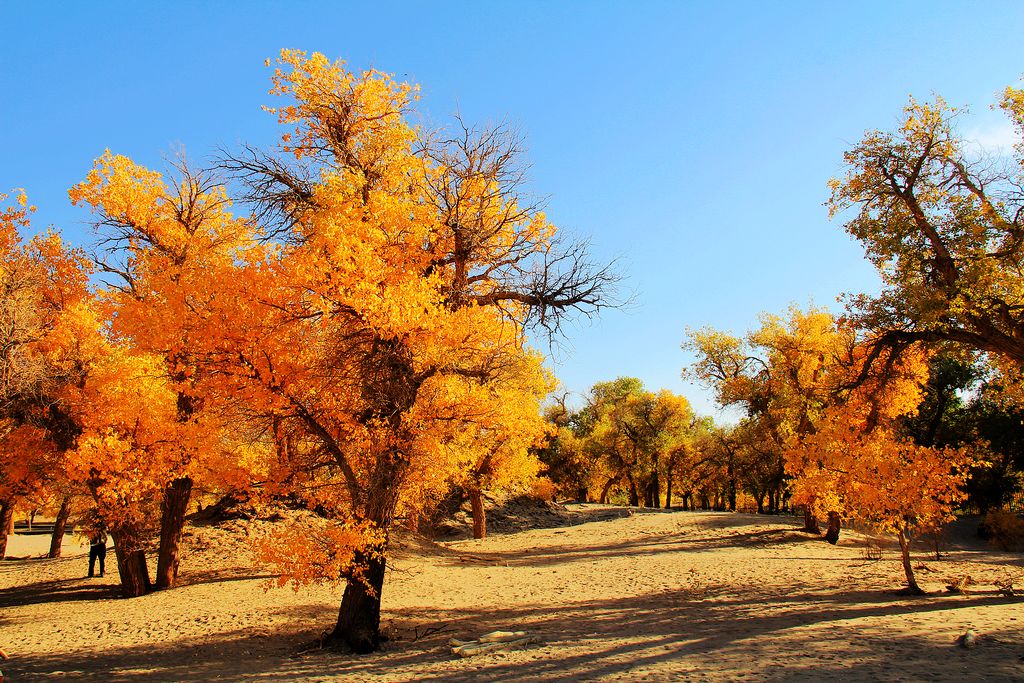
left=48, top=496, right=72, bottom=558
left=0, top=498, right=14, bottom=559
left=664, top=472, right=673, bottom=509
left=469, top=485, right=486, bottom=539
left=643, top=479, right=656, bottom=508
left=755, top=492, right=765, bottom=514
left=155, top=476, right=193, bottom=590
left=330, top=543, right=388, bottom=653
left=628, top=478, right=639, bottom=507
left=824, top=511, right=841, bottom=545
left=897, top=528, right=924, bottom=594
left=113, top=538, right=151, bottom=598
left=329, top=455, right=403, bottom=654
left=767, top=489, right=776, bottom=514
left=802, top=504, right=820, bottom=534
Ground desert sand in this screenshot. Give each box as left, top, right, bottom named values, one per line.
left=2, top=506, right=1023, bottom=681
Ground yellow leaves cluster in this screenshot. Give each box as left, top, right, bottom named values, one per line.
left=784, top=335, right=967, bottom=536
left=690, top=304, right=970, bottom=535
left=790, top=416, right=974, bottom=535
left=265, top=49, right=419, bottom=171
left=1001, top=86, right=1024, bottom=149
left=62, top=349, right=182, bottom=540
left=69, top=152, right=166, bottom=231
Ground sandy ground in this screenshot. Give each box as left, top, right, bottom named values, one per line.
left=2, top=507, right=1023, bottom=682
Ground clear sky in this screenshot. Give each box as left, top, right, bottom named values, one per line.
left=2, top=1, right=1022, bottom=418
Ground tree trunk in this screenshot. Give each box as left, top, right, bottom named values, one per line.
left=599, top=476, right=617, bottom=504
left=932, top=527, right=943, bottom=560
left=469, top=485, right=486, bottom=539
left=801, top=504, right=820, bottom=534
left=113, top=539, right=151, bottom=598
left=755, top=492, right=765, bottom=514
left=48, top=495, right=72, bottom=558
left=643, top=478, right=656, bottom=508
left=897, top=528, right=924, bottom=594
left=628, top=478, right=639, bottom=507
left=767, top=489, right=776, bottom=514
left=155, top=476, right=193, bottom=590
left=0, top=497, right=14, bottom=559
left=328, top=449, right=405, bottom=654
left=824, top=511, right=841, bottom=544
left=664, top=472, right=673, bottom=509
left=330, top=545, right=388, bottom=653
left=576, top=485, right=589, bottom=503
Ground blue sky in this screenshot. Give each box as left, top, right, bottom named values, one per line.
left=2, top=1, right=1022, bottom=417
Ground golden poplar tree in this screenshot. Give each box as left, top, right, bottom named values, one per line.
left=204, top=51, right=616, bottom=651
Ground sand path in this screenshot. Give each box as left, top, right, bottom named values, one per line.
left=2, top=508, right=1023, bottom=681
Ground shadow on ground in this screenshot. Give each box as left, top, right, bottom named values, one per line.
left=6, top=513, right=1023, bottom=682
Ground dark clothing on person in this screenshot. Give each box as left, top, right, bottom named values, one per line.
left=88, top=530, right=107, bottom=577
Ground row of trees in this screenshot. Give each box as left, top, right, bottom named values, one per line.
left=0, top=51, right=617, bottom=652
left=540, top=320, right=1021, bottom=594
left=541, top=83, right=1024, bottom=594
left=688, top=85, right=1024, bottom=592
left=540, top=378, right=789, bottom=515
left=541, top=379, right=702, bottom=508
left=685, top=307, right=975, bottom=591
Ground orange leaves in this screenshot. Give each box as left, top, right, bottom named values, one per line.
left=63, top=349, right=180, bottom=533
left=0, top=425, right=55, bottom=500
left=255, top=517, right=386, bottom=590
left=784, top=335, right=969, bottom=536
left=790, top=416, right=974, bottom=535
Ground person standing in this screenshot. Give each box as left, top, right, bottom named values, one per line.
left=88, top=526, right=107, bottom=578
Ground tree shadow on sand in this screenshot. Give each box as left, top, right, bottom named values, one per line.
left=438, top=526, right=814, bottom=569
left=0, top=576, right=121, bottom=609
left=8, top=576, right=1022, bottom=681
left=7, top=513, right=1023, bottom=681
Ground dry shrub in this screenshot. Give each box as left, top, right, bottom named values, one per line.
left=862, top=539, right=883, bottom=561
left=982, top=510, right=1024, bottom=551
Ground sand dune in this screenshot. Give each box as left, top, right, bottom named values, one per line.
left=2, top=507, right=1023, bottom=681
